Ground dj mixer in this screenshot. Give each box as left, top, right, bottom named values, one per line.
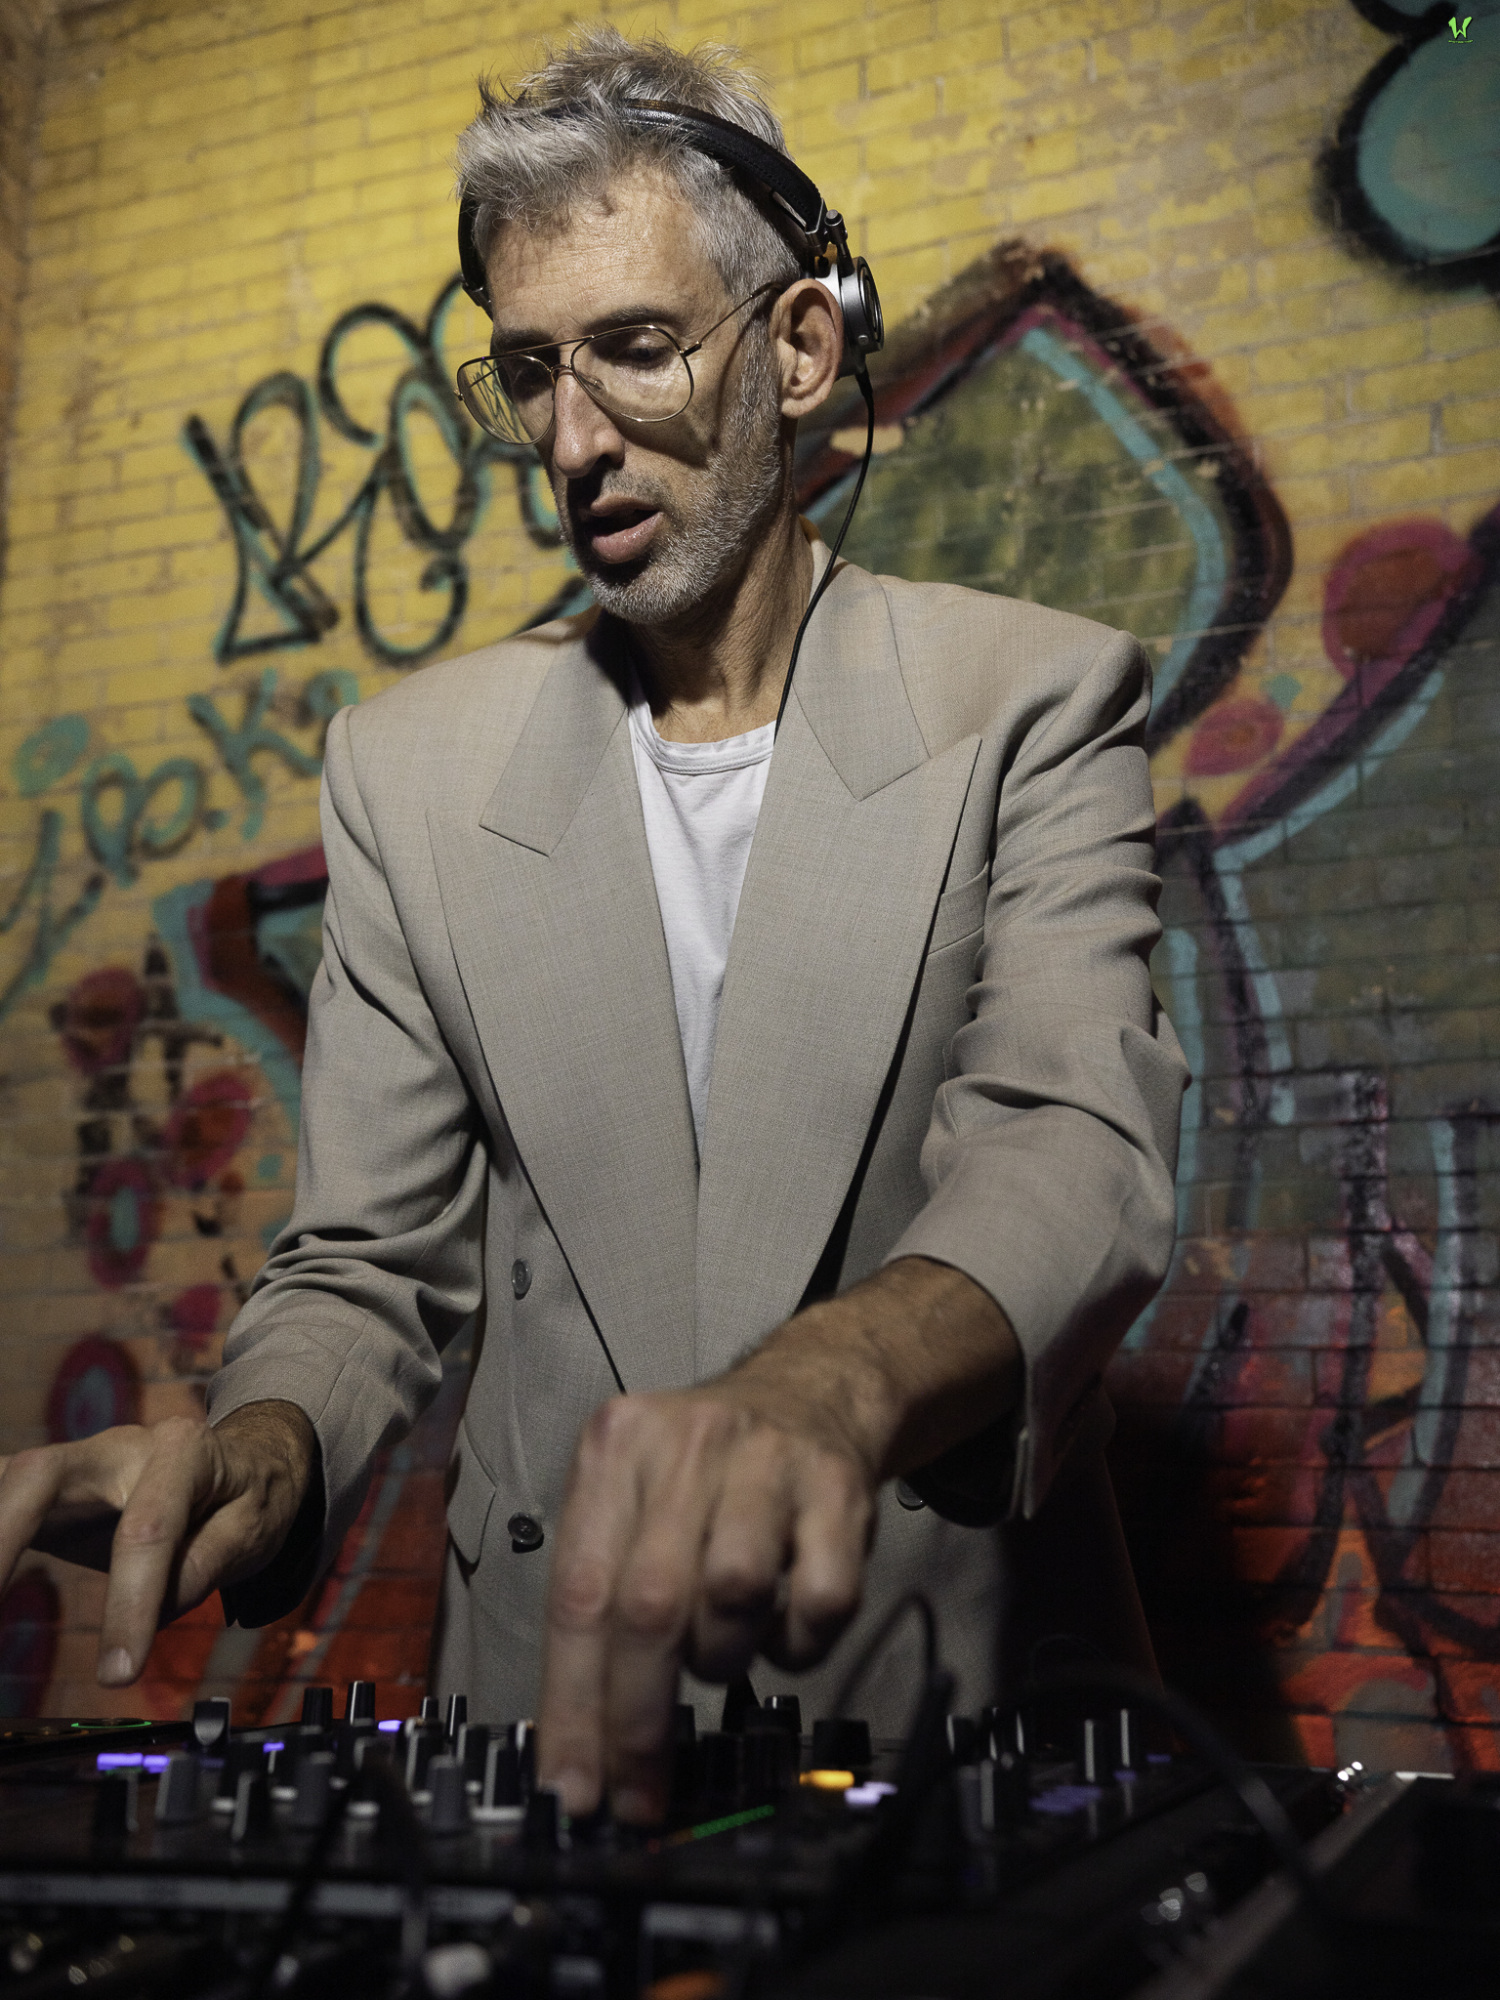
left=0, top=1679, right=1490, bottom=2000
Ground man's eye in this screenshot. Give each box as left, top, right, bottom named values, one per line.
left=499, top=356, right=553, bottom=398
left=593, top=329, right=675, bottom=372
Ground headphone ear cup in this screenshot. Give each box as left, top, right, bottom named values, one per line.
left=814, top=263, right=884, bottom=377
left=841, top=256, right=883, bottom=361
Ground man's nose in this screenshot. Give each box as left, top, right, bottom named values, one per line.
left=550, top=369, right=624, bottom=475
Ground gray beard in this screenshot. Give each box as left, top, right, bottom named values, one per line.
left=554, top=337, right=786, bottom=629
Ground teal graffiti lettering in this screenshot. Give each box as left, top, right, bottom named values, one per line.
left=1, top=669, right=356, bottom=1015
left=80, top=753, right=206, bottom=885
left=303, top=670, right=361, bottom=733
left=14, top=716, right=89, bottom=798
left=80, top=753, right=144, bottom=886
left=0, top=811, right=105, bottom=1022
left=187, top=667, right=322, bottom=840
left=138, top=758, right=205, bottom=856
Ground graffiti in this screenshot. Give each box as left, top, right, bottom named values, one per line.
left=184, top=279, right=567, bottom=672
left=795, top=243, right=1293, bottom=757
left=14, top=717, right=88, bottom=799
left=46, top=1336, right=140, bottom=1443
left=0, top=667, right=353, bottom=1025
left=1320, top=0, right=1500, bottom=288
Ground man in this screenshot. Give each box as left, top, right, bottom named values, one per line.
left=0, top=30, right=1186, bottom=1827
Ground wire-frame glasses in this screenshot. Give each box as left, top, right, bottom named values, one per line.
left=455, top=283, right=781, bottom=446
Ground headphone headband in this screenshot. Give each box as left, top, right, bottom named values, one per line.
left=457, top=96, right=882, bottom=371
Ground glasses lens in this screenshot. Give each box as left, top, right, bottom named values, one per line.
left=456, top=357, right=536, bottom=445
left=575, top=327, right=692, bottom=424
left=458, top=328, right=694, bottom=443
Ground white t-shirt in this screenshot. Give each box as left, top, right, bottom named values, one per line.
left=628, top=691, right=774, bottom=1156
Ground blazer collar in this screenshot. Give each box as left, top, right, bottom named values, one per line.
left=479, top=543, right=930, bottom=852
left=479, top=613, right=630, bottom=855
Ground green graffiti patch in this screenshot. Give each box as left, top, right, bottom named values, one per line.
left=14, top=716, right=88, bottom=798
left=821, top=328, right=1235, bottom=702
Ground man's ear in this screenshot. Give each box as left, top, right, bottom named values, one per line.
left=773, top=278, right=843, bottom=421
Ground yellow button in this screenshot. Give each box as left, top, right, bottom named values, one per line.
left=800, top=1769, right=855, bottom=1791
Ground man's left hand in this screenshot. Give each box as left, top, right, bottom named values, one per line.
left=536, top=1256, right=1020, bottom=1822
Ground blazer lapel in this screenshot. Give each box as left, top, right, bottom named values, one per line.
left=695, top=566, right=981, bottom=1377
left=427, top=621, right=698, bottom=1395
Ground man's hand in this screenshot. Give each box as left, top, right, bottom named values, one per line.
left=0, top=1401, right=314, bottom=1688
left=537, top=1258, right=1021, bottom=1823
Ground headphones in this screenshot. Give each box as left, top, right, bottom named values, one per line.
left=456, top=98, right=884, bottom=376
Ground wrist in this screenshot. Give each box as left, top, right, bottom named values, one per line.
left=723, top=1259, right=1021, bottom=1483
left=212, top=1400, right=316, bottom=1506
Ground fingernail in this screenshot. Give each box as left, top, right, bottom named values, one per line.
left=98, top=1647, right=134, bottom=1686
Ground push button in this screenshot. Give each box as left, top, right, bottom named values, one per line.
left=511, top=1259, right=532, bottom=1299
left=508, top=1513, right=544, bottom=1553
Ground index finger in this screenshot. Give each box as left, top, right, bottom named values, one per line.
left=537, top=1401, right=647, bottom=1816
left=97, top=1421, right=216, bottom=1686
left=0, top=1431, right=143, bottom=1603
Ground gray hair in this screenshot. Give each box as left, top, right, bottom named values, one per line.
left=454, top=26, right=806, bottom=303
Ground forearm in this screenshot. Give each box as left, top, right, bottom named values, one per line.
left=723, top=1256, right=1022, bottom=1483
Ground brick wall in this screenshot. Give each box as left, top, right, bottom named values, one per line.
left=0, top=0, right=1496, bottom=1757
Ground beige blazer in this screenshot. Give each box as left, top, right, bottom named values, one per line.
left=208, top=555, right=1188, bottom=1733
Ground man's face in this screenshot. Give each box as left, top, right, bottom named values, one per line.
left=484, top=168, right=786, bottom=628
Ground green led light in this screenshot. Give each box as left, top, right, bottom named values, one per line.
left=677, top=1803, right=776, bottom=1844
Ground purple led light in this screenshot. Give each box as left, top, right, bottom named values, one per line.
left=1031, top=1783, right=1103, bottom=1817
left=144, top=1755, right=170, bottom=1774
left=377, top=1719, right=401, bottom=1733
left=263, top=1741, right=284, bottom=1753
left=96, top=1751, right=143, bottom=1769
left=844, top=1780, right=897, bottom=1809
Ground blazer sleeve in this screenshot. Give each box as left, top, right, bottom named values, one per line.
left=886, top=625, right=1188, bottom=1523
left=207, top=702, right=487, bottom=1623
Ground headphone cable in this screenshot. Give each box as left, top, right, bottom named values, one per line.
left=774, top=361, right=878, bottom=737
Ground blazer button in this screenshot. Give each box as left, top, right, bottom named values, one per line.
left=511, top=1259, right=532, bottom=1299
left=895, top=1479, right=927, bottom=1512
left=508, top=1513, right=544, bottom=1553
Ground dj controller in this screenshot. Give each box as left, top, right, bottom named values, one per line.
left=0, top=1678, right=1494, bottom=2000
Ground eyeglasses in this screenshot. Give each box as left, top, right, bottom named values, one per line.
left=455, top=283, right=780, bottom=447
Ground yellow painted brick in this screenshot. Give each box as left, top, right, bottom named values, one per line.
left=1443, top=396, right=1500, bottom=450
left=1152, top=178, right=1256, bottom=232
left=1006, top=160, right=1121, bottom=224
left=866, top=190, right=996, bottom=256
left=1349, top=349, right=1498, bottom=417
left=1127, top=22, right=1180, bottom=66
left=1268, top=471, right=1350, bottom=519
left=1356, top=445, right=1500, bottom=511
left=1268, top=410, right=1434, bottom=478
left=1253, top=246, right=1345, bottom=298
left=1427, top=299, right=1500, bottom=359
left=1009, top=0, right=1153, bottom=60
left=1191, top=292, right=1335, bottom=354
left=1253, top=321, right=1425, bottom=386
left=1231, top=383, right=1334, bottom=434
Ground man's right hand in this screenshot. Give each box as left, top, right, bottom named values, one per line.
left=0, top=1400, right=314, bottom=1688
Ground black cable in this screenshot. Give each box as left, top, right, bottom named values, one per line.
left=1018, top=1663, right=1335, bottom=1919
left=245, top=1767, right=349, bottom=2000
left=828, top=1588, right=938, bottom=1721
left=244, top=1752, right=431, bottom=2000
left=774, top=361, right=877, bottom=738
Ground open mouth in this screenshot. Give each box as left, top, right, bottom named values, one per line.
left=580, top=504, right=663, bottom=565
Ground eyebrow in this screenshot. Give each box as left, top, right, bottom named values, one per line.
left=488, top=304, right=688, bottom=356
